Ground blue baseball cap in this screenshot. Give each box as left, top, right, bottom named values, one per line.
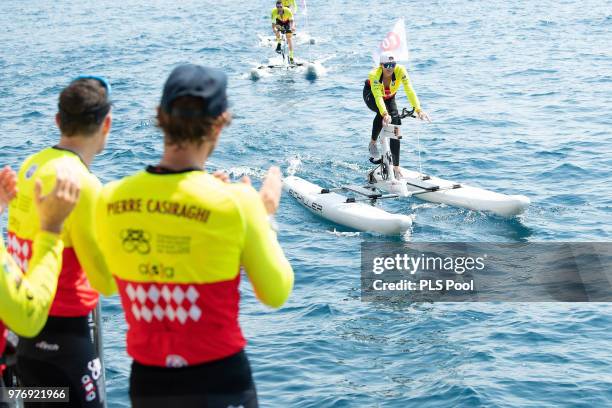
left=160, top=64, right=228, bottom=117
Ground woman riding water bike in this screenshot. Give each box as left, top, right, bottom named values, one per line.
left=363, top=52, right=430, bottom=179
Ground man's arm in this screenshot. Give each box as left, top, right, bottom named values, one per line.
left=399, top=66, right=421, bottom=112
left=0, top=232, right=63, bottom=337
left=271, top=9, right=278, bottom=33
left=70, top=178, right=117, bottom=296
left=286, top=9, right=295, bottom=30
left=238, top=185, right=293, bottom=308
left=368, top=68, right=388, bottom=116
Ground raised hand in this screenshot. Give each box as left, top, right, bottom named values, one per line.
left=0, top=165, right=17, bottom=215
left=35, top=164, right=81, bottom=234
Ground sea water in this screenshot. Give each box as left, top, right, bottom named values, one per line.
left=0, top=0, right=610, bottom=406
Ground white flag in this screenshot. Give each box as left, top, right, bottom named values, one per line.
left=372, top=18, right=410, bottom=64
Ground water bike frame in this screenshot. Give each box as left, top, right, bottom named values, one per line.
left=276, top=25, right=290, bottom=64
left=368, top=107, right=416, bottom=194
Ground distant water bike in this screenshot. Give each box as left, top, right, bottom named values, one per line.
left=283, top=108, right=530, bottom=235
left=259, top=26, right=304, bottom=69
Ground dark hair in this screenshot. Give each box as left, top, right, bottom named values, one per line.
left=58, top=79, right=110, bottom=137
left=156, top=96, right=230, bottom=147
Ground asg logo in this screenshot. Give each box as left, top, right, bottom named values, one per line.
left=139, top=262, right=175, bottom=278
left=121, top=229, right=151, bottom=254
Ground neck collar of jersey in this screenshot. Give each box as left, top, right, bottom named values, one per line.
left=146, top=165, right=204, bottom=174
left=379, top=69, right=396, bottom=83
left=52, top=145, right=89, bottom=169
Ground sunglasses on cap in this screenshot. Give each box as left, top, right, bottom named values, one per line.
left=66, top=75, right=112, bottom=123
left=382, top=62, right=396, bottom=69
left=73, top=75, right=112, bottom=99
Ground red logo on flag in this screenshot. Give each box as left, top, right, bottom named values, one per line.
left=381, top=32, right=400, bottom=51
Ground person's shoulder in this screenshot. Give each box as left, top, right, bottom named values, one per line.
left=397, top=64, right=409, bottom=76
left=368, top=66, right=382, bottom=80
left=100, top=170, right=148, bottom=197
left=18, top=147, right=59, bottom=177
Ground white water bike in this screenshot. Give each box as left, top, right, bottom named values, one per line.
left=258, top=26, right=304, bottom=69
left=283, top=108, right=530, bottom=235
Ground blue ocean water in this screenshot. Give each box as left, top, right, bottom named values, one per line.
left=1, top=0, right=611, bottom=406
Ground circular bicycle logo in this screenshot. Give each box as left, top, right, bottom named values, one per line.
left=121, top=229, right=151, bottom=254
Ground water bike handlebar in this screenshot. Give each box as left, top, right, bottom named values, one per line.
left=382, top=108, right=416, bottom=140
left=397, top=107, right=416, bottom=120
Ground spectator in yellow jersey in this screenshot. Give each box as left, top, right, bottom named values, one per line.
left=271, top=1, right=296, bottom=63
left=96, top=64, right=293, bottom=407
left=0, top=165, right=80, bottom=389
left=8, top=76, right=116, bottom=407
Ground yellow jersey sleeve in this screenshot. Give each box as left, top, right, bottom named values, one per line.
left=67, top=174, right=117, bottom=296
left=285, top=8, right=294, bottom=21
left=368, top=66, right=388, bottom=116
left=233, top=184, right=294, bottom=308
left=0, top=232, right=63, bottom=337
left=397, top=65, right=421, bottom=112
left=282, top=0, right=297, bottom=13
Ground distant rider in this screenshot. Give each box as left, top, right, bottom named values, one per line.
left=363, top=52, right=430, bottom=178
left=271, top=1, right=296, bottom=64
left=280, top=0, right=298, bottom=15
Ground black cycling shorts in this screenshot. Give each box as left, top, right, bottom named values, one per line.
left=16, top=316, right=104, bottom=408
left=130, top=350, right=258, bottom=408
left=276, top=20, right=292, bottom=34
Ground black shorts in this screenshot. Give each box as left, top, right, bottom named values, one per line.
left=130, top=350, right=258, bottom=408
left=16, top=316, right=104, bottom=408
left=276, top=20, right=292, bottom=34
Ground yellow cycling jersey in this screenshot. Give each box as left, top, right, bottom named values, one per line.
left=368, top=64, right=421, bottom=116
left=281, top=0, right=298, bottom=13
left=0, top=232, right=63, bottom=337
left=95, top=167, right=294, bottom=366
left=8, top=147, right=116, bottom=318
left=271, top=6, right=294, bottom=24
